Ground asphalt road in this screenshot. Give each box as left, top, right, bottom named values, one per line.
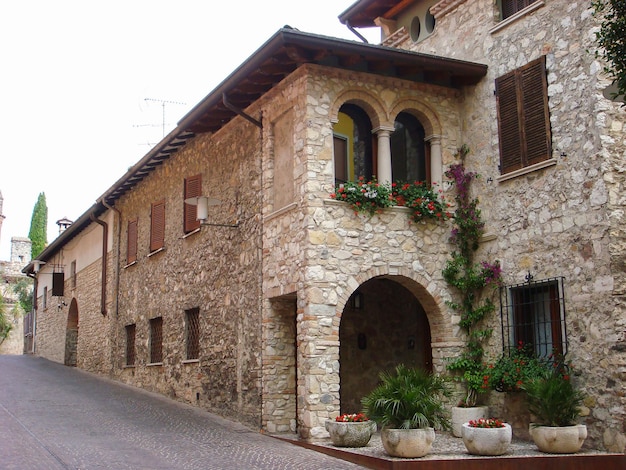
left=0, top=355, right=362, bottom=470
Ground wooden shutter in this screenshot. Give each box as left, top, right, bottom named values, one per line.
left=496, top=56, right=550, bottom=174
left=184, top=174, right=202, bottom=233
left=150, top=200, right=165, bottom=252
left=501, top=0, right=537, bottom=20
left=521, top=58, right=551, bottom=166
left=127, top=219, right=138, bottom=264
left=52, top=272, right=65, bottom=296
left=496, top=71, right=523, bottom=173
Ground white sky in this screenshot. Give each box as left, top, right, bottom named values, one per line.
left=0, top=0, right=380, bottom=261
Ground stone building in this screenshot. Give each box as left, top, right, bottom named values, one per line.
left=23, top=0, right=625, bottom=452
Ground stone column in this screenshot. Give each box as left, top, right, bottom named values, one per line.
left=426, top=135, right=443, bottom=187
left=373, top=126, right=394, bottom=184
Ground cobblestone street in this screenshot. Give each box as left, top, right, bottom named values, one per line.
left=0, top=355, right=362, bottom=470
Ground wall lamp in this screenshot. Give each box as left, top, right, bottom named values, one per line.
left=184, top=196, right=239, bottom=228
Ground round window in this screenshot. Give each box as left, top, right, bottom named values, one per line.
left=425, top=11, right=436, bottom=34
left=410, top=16, right=421, bottom=42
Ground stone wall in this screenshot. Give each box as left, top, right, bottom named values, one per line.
left=112, top=117, right=264, bottom=428
left=390, top=0, right=626, bottom=451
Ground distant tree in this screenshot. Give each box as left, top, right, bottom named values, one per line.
left=29, top=192, right=48, bottom=258
left=593, top=0, right=626, bottom=101
left=13, top=279, right=33, bottom=315
left=0, top=294, right=11, bottom=345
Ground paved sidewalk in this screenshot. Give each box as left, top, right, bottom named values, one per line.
left=0, top=355, right=362, bottom=470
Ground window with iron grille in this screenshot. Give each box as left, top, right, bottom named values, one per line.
left=150, top=200, right=165, bottom=252
left=495, top=56, right=551, bottom=175
left=149, top=317, right=163, bottom=363
left=70, top=260, right=76, bottom=288
left=185, top=308, right=200, bottom=360
left=500, top=277, right=567, bottom=358
left=125, top=324, right=136, bottom=366
left=499, top=0, right=538, bottom=20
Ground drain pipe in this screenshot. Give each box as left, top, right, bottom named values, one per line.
left=102, top=200, right=121, bottom=318
left=90, top=213, right=108, bottom=316
left=345, top=21, right=369, bottom=43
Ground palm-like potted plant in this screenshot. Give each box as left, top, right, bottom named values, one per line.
left=523, top=360, right=587, bottom=453
left=361, top=365, right=451, bottom=458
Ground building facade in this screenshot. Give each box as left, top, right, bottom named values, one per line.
left=25, top=0, right=625, bottom=452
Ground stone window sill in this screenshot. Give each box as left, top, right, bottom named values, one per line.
left=497, top=158, right=557, bottom=183
left=182, top=359, right=199, bottom=365
left=147, top=362, right=163, bottom=367
left=490, top=1, right=545, bottom=35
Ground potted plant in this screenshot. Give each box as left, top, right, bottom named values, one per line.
left=523, top=359, right=587, bottom=453
left=461, top=418, right=512, bottom=456
left=361, top=364, right=451, bottom=458
left=324, top=413, right=377, bottom=447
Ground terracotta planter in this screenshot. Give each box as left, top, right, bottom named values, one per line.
left=461, top=423, right=512, bottom=456
left=381, top=427, right=435, bottom=458
left=451, top=406, right=488, bottom=437
left=529, top=424, right=587, bottom=454
left=325, top=420, right=377, bottom=447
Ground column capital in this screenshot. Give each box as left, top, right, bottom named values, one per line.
left=424, top=134, right=442, bottom=143
left=372, top=126, right=395, bottom=135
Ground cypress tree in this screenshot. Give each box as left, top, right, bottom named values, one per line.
left=29, top=192, right=48, bottom=258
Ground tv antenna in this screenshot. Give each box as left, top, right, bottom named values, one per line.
left=142, top=98, right=187, bottom=137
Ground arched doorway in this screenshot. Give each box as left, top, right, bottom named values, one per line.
left=64, top=298, right=78, bottom=367
left=339, top=276, right=433, bottom=414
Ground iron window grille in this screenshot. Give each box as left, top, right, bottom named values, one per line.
left=500, top=276, right=567, bottom=358
left=150, top=317, right=163, bottom=363
left=185, top=308, right=200, bottom=360
left=500, top=0, right=538, bottom=20
left=125, top=324, right=136, bottom=366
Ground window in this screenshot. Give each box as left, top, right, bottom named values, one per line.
left=150, top=200, right=165, bottom=252
left=333, top=105, right=374, bottom=184
left=391, top=112, right=428, bottom=184
left=43, top=286, right=48, bottom=309
left=184, top=174, right=202, bottom=233
left=185, top=308, right=200, bottom=360
left=127, top=219, right=138, bottom=264
left=70, top=260, right=77, bottom=289
left=496, top=56, right=551, bottom=175
left=499, top=0, right=538, bottom=20
left=149, top=317, right=163, bottom=363
left=500, top=277, right=567, bottom=358
left=125, top=324, right=136, bottom=366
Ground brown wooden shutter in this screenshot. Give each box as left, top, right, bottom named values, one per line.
left=496, top=71, right=523, bottom=173
left=150, top=200, right=165, bottom=252
left=127, top=219, right=138, bottom=264
left=501, top=0, right=537, bottom=19
left=52, top=272, right=65, bottom=296
left=496, top=56, right=550, bottom=174
left=184, top=174, right=202, bottom=233
left=521, top=57, right=551, bottom=166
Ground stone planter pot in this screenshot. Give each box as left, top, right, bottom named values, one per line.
left=461, top=423, right=512, bottom=456
left=529, top=424, right=587, bottom=454
left=380, top=427, right=435, bottom=458
left=451, top=406, right=488, bottom=437
left=325, top=420, right=377, bottom=447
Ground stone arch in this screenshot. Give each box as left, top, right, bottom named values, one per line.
left=64, top=298, right=78, bottom=367
left=388, top=99, right=442, bottom=137
left=330, top=89, right=387, bottom=129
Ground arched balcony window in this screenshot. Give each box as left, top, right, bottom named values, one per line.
left=391, top=112, right=429, bottom=184
left=333, top=104, right=374, bottom=184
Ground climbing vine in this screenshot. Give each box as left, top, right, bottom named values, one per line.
left=443, top=146, right=502, bottom=406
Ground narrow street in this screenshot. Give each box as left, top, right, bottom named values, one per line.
left=0, top=355, right=362, bottom=470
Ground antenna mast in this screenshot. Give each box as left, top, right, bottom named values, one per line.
left=143, top=98, right=186, bottom=137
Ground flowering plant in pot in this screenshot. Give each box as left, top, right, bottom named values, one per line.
left=361, top=365, right=451, bottom=458
left=461, top=418, right=512, bottom=456
left=523, top=358, right=587, bottom=453
left=325, top=413, right=376, bottom=447
left=391, top=181, right=451, bottom=222
left=330, top=177, right=394, bottom=216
